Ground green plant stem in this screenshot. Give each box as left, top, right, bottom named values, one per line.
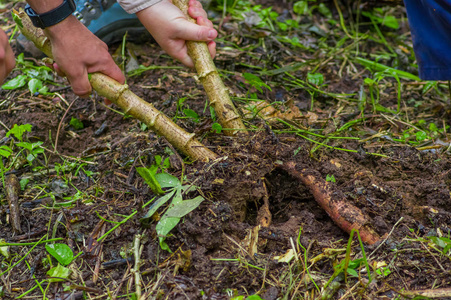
left=0, top=235, right=46, bottom=277
left=1, top=238, right=64, bottom=246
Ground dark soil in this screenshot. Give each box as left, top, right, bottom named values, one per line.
left=1, top=1, right=451, bottom=299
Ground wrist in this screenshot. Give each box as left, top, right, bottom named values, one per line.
left=25, top=0, right=76, bottom=29
left=44, top=15, right=82, bottom=38
left=26, top=0, right=64, bottom=14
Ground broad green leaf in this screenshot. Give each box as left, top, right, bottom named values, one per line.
left=45, top=243, right=74, bottom=266
left=156, top=197, right=204, bottom=238
left=136, top=167, right=164, bottom=195
left=347, top=268, right=358, bottom=277
left=429, top=236, right=450, bottom=249
left=156, top=216, right=180, bottom=238
left=183, top=109, right=199, bottom=122
left=164, top=196, right=204, bottom=218
left=0, top=239, right=9, bottom=259
left=140, top=190, right=176, bottom=226
left=293, top=1, right=308, bottom=15
left=0, top=145, right=12, bottom=158
left=155, top=172, right=180, bottom=189
left=28, top=78, right=43, bottom=95
left=47, top=264, right=71, bottom=282
left=382, top=15, right=399, bottom=29
left=1, top=75, right=27, bottom=90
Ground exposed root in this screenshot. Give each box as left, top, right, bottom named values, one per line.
left=279, top=161, right=381, bottom=245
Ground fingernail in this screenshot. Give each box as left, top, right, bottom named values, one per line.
left=208, top=30, right=216, bottom=39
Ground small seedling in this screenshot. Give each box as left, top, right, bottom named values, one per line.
left=326, top=174, right=336, bottom=183
left=136, top=156, right=203, bottom=252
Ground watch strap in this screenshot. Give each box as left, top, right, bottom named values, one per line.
left=25, top=0, right=76, bottom=29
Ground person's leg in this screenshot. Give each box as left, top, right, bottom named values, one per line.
left=404, top=0, right=451, bottom=80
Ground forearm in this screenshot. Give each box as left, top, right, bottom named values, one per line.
left=117, top=0, right=163, bottom=14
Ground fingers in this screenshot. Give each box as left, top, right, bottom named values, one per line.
left=175, top=20, right=217, bottom=42
left=176, top=49, right=195, bottom=68
left=66, top=69, right=92, bottom=97
left=188, top=2, right=208, bottom=21
left=0, top=30, right=15, bottom=82
left=207, top=41, right=216, bottom=59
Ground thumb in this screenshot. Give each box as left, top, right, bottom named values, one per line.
left=175, top=20, right=217, bottom=42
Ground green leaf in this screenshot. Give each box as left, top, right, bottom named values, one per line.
left=136, top=167, right=164, bottom=195
left=156, top=216, right=180, bottom=238
left=307, top=72, right=324, bottom=86
left=247, top=295, right=264, bottom=300
left=0, top=145, right=12, bottom=158
left=164, top=196, right=204, bottom=218
left=28, top=78, right=44, bottom=95
left=20, top=178, right=29, bottom=190
left=382, top=15, right=399, bottom=29
left=1, top=75, right=27, bottom=90
left=45, top=243, right=74, bottom=266
left=0, top=239, right=10, bottom=259
left=69, top=117, right=84, bottom=130
left=318, top=3, right=332, bottom=18
left=347, top=268, right=359, bottom=277
left=155, top=172, right=181, bottom=189
left=6, top=124, right=32, bottom=141
left=415, top=131, right=427, bottom=141
left=46, top=264, right=71, bottom=282
left=243, top=72, right=272, bottom=93
left=183, top=109, right=200, bottom=122
left=155, top=196, right=204, bottom=252
left=139, top=190, right=176, bottom=227
left=293, top=1, right=308, bottom=15
left=212, top=123, right=222, bottom=134
left=277, top=22, right=288, bottom=31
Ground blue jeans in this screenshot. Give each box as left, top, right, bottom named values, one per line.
left=404, top=0, right=451, bottom=80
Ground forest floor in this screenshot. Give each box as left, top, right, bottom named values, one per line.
left=1, top=0, right=451, bottom=299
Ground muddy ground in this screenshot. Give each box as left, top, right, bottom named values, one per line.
left=1, top=1, right=451, bottom=299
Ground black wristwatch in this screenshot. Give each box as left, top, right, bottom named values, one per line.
left=25, top=0, right=77, bottom=29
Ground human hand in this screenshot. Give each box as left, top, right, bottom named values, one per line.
left=0, top=29, right=15, bottom=83
left=136, top=0, right=217, bottom=68
left=44, top=16, right=125, bottom=97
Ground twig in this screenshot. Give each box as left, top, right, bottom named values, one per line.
left=0, top=119, right=10, bottom=131
left=54, top=98, right=77, bottom=153
left=133, top=233, right=143, bottom=300
left=368, top=217, right=403, bottom=259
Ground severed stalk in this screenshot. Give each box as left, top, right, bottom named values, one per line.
left=173, top=0, right=247, bottom=136
left=14, top=9, right=218, bottom=162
